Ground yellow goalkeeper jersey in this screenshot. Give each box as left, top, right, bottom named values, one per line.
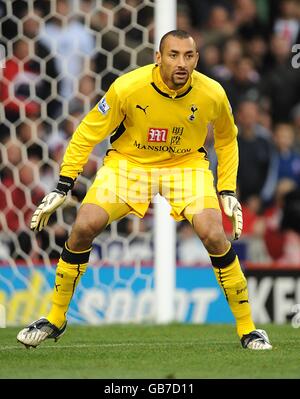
left=61, top=64, right=238, bottom=192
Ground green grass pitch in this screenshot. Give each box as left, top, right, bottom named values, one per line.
left=0, top=323, right=299, bottom=379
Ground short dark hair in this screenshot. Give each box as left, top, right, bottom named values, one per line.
left=159, top=30, right=193, bottom=53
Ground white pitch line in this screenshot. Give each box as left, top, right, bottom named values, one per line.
left=0, top=341, right=214, bottom=351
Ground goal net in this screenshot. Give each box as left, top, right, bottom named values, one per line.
left=0, top=0, right=232, bottom=328
left=0, top=0, right=159, bottom=326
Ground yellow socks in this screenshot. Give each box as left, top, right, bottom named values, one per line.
left=47, top=243, right=91, bottom=328
left=210, top=245, right=255, bottom=338
left=47, top=242, right=254, bottom=337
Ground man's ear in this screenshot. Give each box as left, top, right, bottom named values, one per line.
left=194, top=52, right=199, bottom=69
left=156, top=51, right=161, bottom=65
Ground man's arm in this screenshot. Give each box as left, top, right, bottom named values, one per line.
left=60, top=83, right=124, bottom=180
left=213, top=90, right=238, bottom=193
left=213, top=90, right=242, bottom=240
left=31, top=83, right=124, bottom=231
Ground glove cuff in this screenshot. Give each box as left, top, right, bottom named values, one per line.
left=219, top=190, right=236, bottom=197
left=56, top=175, right=75, bottom=195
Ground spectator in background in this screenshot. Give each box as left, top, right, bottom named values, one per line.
left=264, top=181, right=300, bottom=267
left=260, top=33, right=300, bottom=123
left=221, top=56, right=261, bottom=111
left=257, top=105, right=273, bottom=132
left=243, top=34, right=269, bottom=75
left=197, top=43, right=221, bottom=78
left=277, top=187, right=300, bottom=266
left=264, top=178, right=296, bottom=262
left=273, top=0, right=300, bottom=47
left=180, top=0, right=233, bottom=31
left=177, top=2, right=194, bottom=33
left=234, top=0, right=269, bottom=40
left=209, top=37, right=243, bottom=81
left=262, top=124, right=300, bottom=204
left=235, top=100, right=273, bottom=206
left=201, top=5, right=236, bottom=47
left=290, top=103, right=300, bottom=152
left=38, top=0, right=95, bottom=103
left=274, top=123, right=300, bottom=187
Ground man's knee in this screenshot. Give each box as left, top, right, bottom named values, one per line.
left=72, top=218, right=102, bottom=240
left=198, top=226, right=226, bottom=249
left=192, top=209, right=228, bottom=253
left=68, top=204, right=109, bottom=249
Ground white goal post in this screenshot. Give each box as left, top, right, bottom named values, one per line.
left=154, top=0, right=177, bottom=324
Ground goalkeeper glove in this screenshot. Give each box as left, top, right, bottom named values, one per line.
left=219, top=190, right=243, bottom=240
left=30, top=176, right=75, bottom=231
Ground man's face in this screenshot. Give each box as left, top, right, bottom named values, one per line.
left=156, top=36, right=199, bottom=90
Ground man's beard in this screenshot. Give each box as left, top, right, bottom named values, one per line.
left=171, top=73, right=189, bottom=88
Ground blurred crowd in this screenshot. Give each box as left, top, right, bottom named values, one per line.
left=0, top=0, right=300, bottom=267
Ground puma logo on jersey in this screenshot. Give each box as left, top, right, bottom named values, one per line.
left=136, top=104, right=149, bottom=115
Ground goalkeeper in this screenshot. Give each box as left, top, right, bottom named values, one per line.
left=17, top=30, right=271, bottom=350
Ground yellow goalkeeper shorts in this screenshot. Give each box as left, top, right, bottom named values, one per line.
left=82, top=150, right=220, bottom=224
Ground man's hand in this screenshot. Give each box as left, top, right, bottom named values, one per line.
left=30, top=175, right=74, bottom=231
left=219, top=191, right=243, bottom=240
left=30, top=190, right=66, bottom=231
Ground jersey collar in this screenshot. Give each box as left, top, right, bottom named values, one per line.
left=152, top=65, right=192, bottom=99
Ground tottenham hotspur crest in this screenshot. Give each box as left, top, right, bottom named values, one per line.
left=189, top=105, right=198, bottom=121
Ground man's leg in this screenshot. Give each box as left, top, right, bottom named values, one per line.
left=17, top=201, right=131, bottom=348
left=46, top=203, right=110, bottom=329
left=184, top=205, right=271, bottom=349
